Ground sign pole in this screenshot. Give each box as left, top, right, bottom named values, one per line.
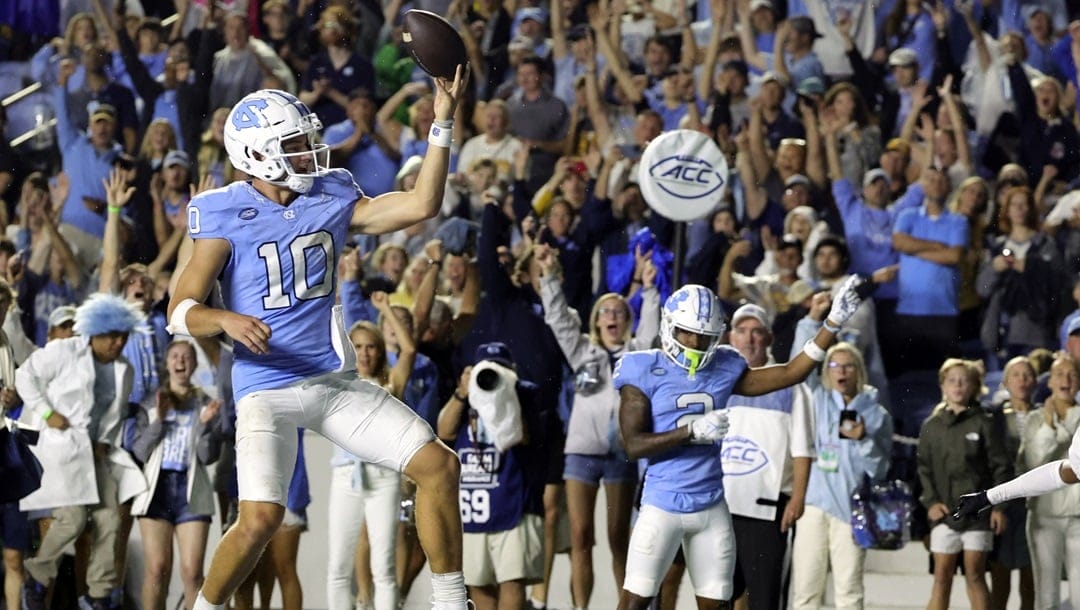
left=673, top=221, right=685, bottom=286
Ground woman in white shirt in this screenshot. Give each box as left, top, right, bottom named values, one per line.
left=325, top=291, right=416, bottom=610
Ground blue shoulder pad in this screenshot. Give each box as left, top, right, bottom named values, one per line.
left=320, top=168, right=365, bottom=202
left=613, top=349, right=662, bottom=393
left=187, top=184, right=243, bottom=240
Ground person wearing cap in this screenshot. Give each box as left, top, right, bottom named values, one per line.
left=551, top=4, right=606, bottom=108
left=324, top=88, right=399, bottom=197
left=47, top=305, right=78, bottom=342
left=17, top=293, right=148, bottom=610
left=1015, top=5, right=1064, bottom=78
left=889, top=164, right=969, bottom=376
left=513, top=7, right=552, bottom=58
left=436, top=342, right=545, bottom=610
left=66, top=41, right=139, bottom=153
left=882, top=0, right=936, bottom=83
left=53, top=55, right=123, bottom=249
left=152, top=150, right=195, bottom=246
left=734, top=0, right=777, bottom=76
left=772, top=16, right=825, bottom=97
left=826, top=119, right=917, bottom=308
left=722, top=303, right=814, bottom=610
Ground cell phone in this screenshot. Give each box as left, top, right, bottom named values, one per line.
left=839, top=409, right=857, bottom=438
left=1001, top=248, right=1013, bottom=258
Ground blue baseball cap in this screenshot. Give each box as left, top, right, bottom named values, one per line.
left=476, top=342, right=514, bottom=368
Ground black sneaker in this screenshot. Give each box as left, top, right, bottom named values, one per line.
left=21, top=577, right=46, bottom=610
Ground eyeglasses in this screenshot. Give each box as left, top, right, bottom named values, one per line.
left=598, top=307, right=628, bottom=319
left=320, top=21, right=344, bottom=30
left=827, top=362, right=857, bottom=371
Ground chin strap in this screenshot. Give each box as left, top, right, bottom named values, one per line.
left=684, top=349, right=702, bottom=379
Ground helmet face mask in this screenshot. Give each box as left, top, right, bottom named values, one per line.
left=224, top=89, right=331, bottom=193
left=660, top=285, right=725, bottom=375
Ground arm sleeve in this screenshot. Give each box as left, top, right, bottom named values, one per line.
left=857, top=405, right=893, bottom=480
left=196, top=412, right=224, bottom=465
left=917, top=420, right=942, bottom=508
left=130, top=406, right=164, bottom=464
left=53, top=85, right=77, bottom=151
left=341, top=279, right=379, bottom=327
left=789, top=384, right=815, bottom=459
left=539, top=275, right=591, bottom=368
left=13, top=345, right=60, bottom=421
left=478, top=203, right=515, bottom=299
left=631, top=287, right=661, bottom=349
left=118, top=27, right=163, bottom=106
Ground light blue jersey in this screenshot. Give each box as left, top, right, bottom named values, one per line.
left=613, top=347, right=747, bottom=513
left=187, top=169, right=364, bottom=400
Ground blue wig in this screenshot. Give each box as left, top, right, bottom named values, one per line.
left=73, top=293, right=149, bottom=337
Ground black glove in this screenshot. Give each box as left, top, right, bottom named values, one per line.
left=952, top=490, right=991, bottom=520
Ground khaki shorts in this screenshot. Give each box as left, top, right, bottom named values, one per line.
left=929, top=523, right=992, bottom=554
left=463, top=513, right=544, bottom=586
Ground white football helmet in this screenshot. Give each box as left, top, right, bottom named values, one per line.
left=660, top=284, right=725, bottom=375
left=223, top=89, right=330, bottom=193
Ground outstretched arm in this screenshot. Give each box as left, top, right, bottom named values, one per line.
left=352, top=68, right=467, bottom=233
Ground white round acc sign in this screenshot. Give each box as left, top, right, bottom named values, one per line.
left=637, top=129, right=728, bottom=222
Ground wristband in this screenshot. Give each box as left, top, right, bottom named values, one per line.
left=41, top=407, right=53, bottom=421
left=428, top=122, right=453, bottom=148
left=453, top=391, right=468, bottom=402
left=166, top=298, right=200, bottom=336
left=823, top=318, right=842, bottom=334
left=802, top=340, right=826, bottom=362
left=107, top=205, right=123, bottom=214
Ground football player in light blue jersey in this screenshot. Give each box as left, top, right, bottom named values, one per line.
left=165, top=67, right=471, bottom=610
left=613, top=278, right=866, bottom=609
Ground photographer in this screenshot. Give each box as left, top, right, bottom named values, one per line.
left=437, top=343, right=545, bottom=610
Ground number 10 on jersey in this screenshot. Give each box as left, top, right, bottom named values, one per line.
left=257, top=231, right=335, bottom=309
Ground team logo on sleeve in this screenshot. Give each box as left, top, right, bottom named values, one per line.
left=239, top=208, right=259, bottom=220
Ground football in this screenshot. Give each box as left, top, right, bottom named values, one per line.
left=402, top=10, right=468, bottom=80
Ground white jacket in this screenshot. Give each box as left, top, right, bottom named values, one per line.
left=540, top=276, right=660, bottom=455
left=16, top=336, right=145, bottom=511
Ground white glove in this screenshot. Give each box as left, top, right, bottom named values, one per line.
left=689, top=409, right=729, bottom=443
left=828, top=275, right=865, bottom=326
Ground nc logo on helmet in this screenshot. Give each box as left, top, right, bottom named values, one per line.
left=648, top=155, right=725, bottom=201
left=720, top=435, right=769, bottom=476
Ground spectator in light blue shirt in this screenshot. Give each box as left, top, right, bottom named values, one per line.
left=54, top=79, right=121, bottom=243
left=775, top=16, right=825, bottom=103
left=324, top=88, right=399, bottom=197
left=883, top=0, right=937, bottom=83
left=889, top=166, right=969, bottom=375
left=1018, top=6, right=1065, bottom=79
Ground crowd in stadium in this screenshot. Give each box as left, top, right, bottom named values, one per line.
left=1, top=0, right=1080, bottom=608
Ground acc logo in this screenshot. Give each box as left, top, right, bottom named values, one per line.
left=238, top=208, right=258, bottom=220
left=720, top=434, right=769, bottom=476
left=647, top=154, right=725, bottom=201
left=651, top=367, right=667, bottom=376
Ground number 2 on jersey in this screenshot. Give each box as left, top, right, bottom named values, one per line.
left=257, top=231, right=335, bottom=309
left=676, top=392, right=717, bottom=445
